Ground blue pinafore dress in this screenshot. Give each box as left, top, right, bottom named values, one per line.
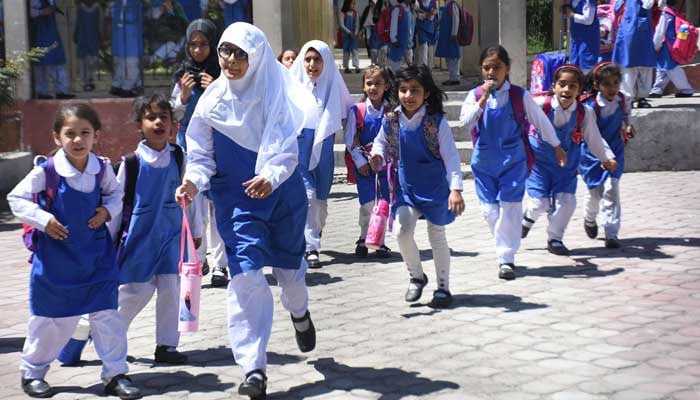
left=343, top=11, right=359, bottom=51
left=580, top=99, right=625, bottom=189
left=416, top=0, right=437, bottom=46
left=570, top=0, right=600, bottom=71
left=471, top=91, right=529, bottom=204
left=527, top=106, right=581, bottom=199
left=392, top=114, right=454, bottom=226
left=224, top=0, right=250, bottom=25
left=612, top=0, right=655, bottom=68
left=177, top=85, right=204, bottom=151
left=117, top=153, right=181, bottom=284
left=656, top=12, right=678, bottom=72
left=351, top=105, right=390, bottom=205
left=389, top=6, right=414, bottom=62
left=435, top=1, right=460, bottom=59
left=31, top=1, right=67, bottom=66
left=298, top=128, right=335, bottom=201
left=31, top=167, right=118, bottom=318
left=74, top=4, right=100, bottom=58
left=210, top=131, right=308, bottom=276
left=112, top=0, right=144, bottom=58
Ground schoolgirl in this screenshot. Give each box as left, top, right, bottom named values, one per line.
left=369, top=64, right=465, bottom=308
left=30, top=0, right=74, bottom=99
left=388, top=0, right=415, bottom=72
left=340, top=0, right=361, bottom=73
left=435, top=0, right=461, bottom=85
left=74, top=0, right=101, bottom=92
left=563, top=0, right=600, bottom=75
left=175, top=23, right=319, bottom=400
left=359, top=0, right=379, bottom=64
left=290, top=40, right=354, bottom=268
left=580, top=61, right=636, bottom=248
left=414, top=0, right=438, bottom=69
left=459, top=45, right=566, bottom=280
left=110, top=0, right=144, bottom=98
left=222, top=0, right=251, bottom=26
left=8, top=104, right=140, bottom=399
left=344, top=65, right=394, bottom=258
left=521, top=65, right=617, bottom=255
left=649, top=0, right=695, bottom=98
left=278, top=49, right=298, bottom=69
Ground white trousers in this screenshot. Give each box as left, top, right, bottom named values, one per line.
left=21, top=310, right=128, bottom=381
left=621, top=66, right=653, bottom=100
left=343, top=49, right=360, bottom=69
left=79, top=56, right=98, bottom=85
left=358, top=201, right=373, bottom=239
left=33, top=65, right=70, bottom=96
left=227, top=263, right=309, bottom=374
left=389, top=49, right=414, bottom=72
left=112, top=56, right=141, bottom=90
left=480, top=201, right=522, bottom=264
left=447, top=57, right=460, bottom=81
left=524, top=193, right=577, bottom=242
left=305, top=189, right=328, bottom=252
left=118, top=274, right=180, bottom=347
left=584, top=178, right=621, bottom=239
left=196, top=197, right=227, bottom=268
left=650, top=66, right=694, bottom=95
left=377, top=45, right=389, bottom=67
left=394, top=206, right=451, bottom=291
left=416, top=43, right=436, bottom=69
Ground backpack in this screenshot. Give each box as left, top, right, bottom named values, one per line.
left=115, top=145, right=184, bottom=245
left=663, top=6, right=699, bottom=65
left=581, top=91, right=631, bottom=144
left=598, top=4, right=617, bottom=54
left=473, top=85, right=536, bottom=174
left=537, top=93, right=586, bottom=145
left=344, top=102, right=368, bottom=184
left=375, top=5, right=399, bottom=43
left=447, top=0, right=474, bottom=46
left=22, top=156, right=107, bottom=263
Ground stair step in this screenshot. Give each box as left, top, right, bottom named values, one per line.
left=333, top=119, right=472, bottom=144
left=333, top=141, right=473, bottom=166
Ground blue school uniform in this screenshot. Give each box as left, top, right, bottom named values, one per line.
left=176, top=86, right=204, bottom=151
left=415, top=0, right=437, bottom=46
left=31, top=162, right=118, bottom=318
left=74, top=4, right=100, bottom=58
left=391, top=113, right=455, bottom=226
left=612, top=0, right=655, bottom=67
left=389, top=5, right=414, bottom=62
left=210, top=130, right=308, bottom=275
left=224, top=0, right=250, bottom=26
left=570, top=0, right=600, bottom=71
left=298, top=129, right=335, bottom=201
left=435, top=2, right=460, bottom=59
left=656, top=11, right=678, bottom=71
left=343, top=11, right=359, bottom=51
left=112, top=0, right=144, bottom=58
left=116, top=150, right=181, bottom=284
left=180, top=0, right=202, bottom=22
left=350, top=104, right=390, bottom=205
left=580, top=98, right=625, bottom=189
left=471, top=87, right=529, bottom=204
left=30, top=1, right=66, bottom=65
left=527, top=104, right=581, bottom=199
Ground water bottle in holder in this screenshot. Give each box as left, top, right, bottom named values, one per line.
left=178, top=202, right=202, bottom=332
left=365, top=174, right=389, bottom=250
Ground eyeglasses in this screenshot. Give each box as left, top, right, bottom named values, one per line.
left=218, top=45, right=248, bottom=60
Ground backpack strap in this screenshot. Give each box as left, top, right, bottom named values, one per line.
left=42, top=157, right=60, bottom=211
left=508, top=85, right=536, bottom=174
left=172, top=144, right=185, bottom=179
left=352, top=102, right=367, bottom=150
left=116, top=152, right=139, bottom=244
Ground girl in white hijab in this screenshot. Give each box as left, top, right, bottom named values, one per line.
left=175, top=22, right=318, bottom=400
left=289, top=40, right=354, bottom=268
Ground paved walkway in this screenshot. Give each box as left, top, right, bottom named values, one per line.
left=1, top=171, right=699, bottom=400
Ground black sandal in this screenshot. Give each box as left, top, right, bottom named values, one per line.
left=636, top=98, right=652, bottom=108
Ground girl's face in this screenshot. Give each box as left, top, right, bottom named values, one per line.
left=53, top=115, right=98, bottom=167
left=364, top=72, right=387, bottom=105
left=188, top=31, right=211, bottom=64
left=219, top=42, right=249, bottom=80
left=552, top=71, right=581, bottom=109
left=596, top=74, right=621, bottom=102
left=398, top=79, right=428, bottom=117
left=304, top=49, right=324, bottom=80
left=138, top=103, right=173, bottom=151
left=481, top=53, right=510, bottom=88
left=281, top=50, right=297, bottom=69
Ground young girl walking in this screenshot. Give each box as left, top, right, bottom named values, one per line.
left=290, top=40, right=354, bottom=268
left=74, top=0, right=102, bottom=92
left=344, top=65, right=394, bottom=258
left=388, top=0, right=415, bottom=72
left=563, top=0, right=600, bottom=75
left=110, top=0, right=143, bottom=97
left=30, top=0, right=74, bottom=99
left=414, top=0, right=438, bottom=69
left=8, top=103, right=140, bottom=399
left=369, top=64, right=464, bottom=308
left=521, top=65, right=617, bottom=255
left=580, top=61, right=636, bottom=248
left=340, top=0, right=361, bottom=73
left=459, top=45, right=566, bottom=280
left=649, top=0, right=695, bottom=98
left=175, top=23, right=319, bottom=400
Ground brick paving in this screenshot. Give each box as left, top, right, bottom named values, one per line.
left=1, top=171, right=699, bottom=399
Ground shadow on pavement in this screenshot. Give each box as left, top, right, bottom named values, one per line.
left=265, top=272, right=344, bottom=287
left=177, top=346, right=303, bottom=368
left=326, top=190, right=358, bottom=202
left=268, top=357, right=460, bottom=399
left=401, top=294, right=548, bottom=318
left=515, top=263, right=625, bottom=279
left=0, top=222, right=22, bottom=232
left=570, top=237, right=700, bottom=260
left=0, top=336, right=25, bottom=354
left=320, top=248, right=477, bottom=267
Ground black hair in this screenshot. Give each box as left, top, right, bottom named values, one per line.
left=393, top=64, right=446, bottom=115
left=479, top=44, right=511, bottom=67
left=53, top=103, right=101, bottom=133
left=173, top=19, right=221, bottom=85
left=341, top=0, right=355, bottom=13
left=277, top=48, right=298, bottom=63
left=587, top=62, right=622, bottom=96
left=361, top=64, right=396, bottom=104
left=131, top=93, right=174, bottom=123
left=666, top=0, right=678, bottom=8
left=548, top=65, right=585, bottom=96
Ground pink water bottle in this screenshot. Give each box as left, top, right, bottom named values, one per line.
left=365, top=199, right=390, bottom=250
left=178, top=203, right=202, bottom=332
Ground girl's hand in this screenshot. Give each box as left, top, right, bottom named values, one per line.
left=554, top=145, right=567, bottom=167
left=368, top=154, right=384, bottom=172
left=602, top=159, right=618, bottom=172
left=625, top=125, right=636, bottom=140
left=358, top=164, right=371, bottom=177
left=88, top=206, right=110, bottom=229
left=479, top=79, right=497, bottom=107
left=199, top=72, right=214, bottom=89
left=243, top=176, right=272, bottom=199
left=193, top=237, right=202, bottom=249
left=448, top=190, right=465, bottom=217
left=45, top=217, right=68, bottom=240
left=180, top=73, right=196, bottom=104
left=176, top=180, right=197, bottom=206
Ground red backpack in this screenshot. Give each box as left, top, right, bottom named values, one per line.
left=375, top=6, right=398, bottom=43
left=536, top=93, right=586, bottom=145
left=598, top=4, right=617, bottom=54
left=663, top=6, right=699, bottom=65
left=447, top=0, right=474, bottom=46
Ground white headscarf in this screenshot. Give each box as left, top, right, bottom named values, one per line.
left=289, top=40, right=354, bottom=170
left=193, top=22, right=318, bottom=186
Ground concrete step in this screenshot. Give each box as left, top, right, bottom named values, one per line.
left=333, top=119, right=472, bottom=144
left=333, top=140, right=473, bottom=166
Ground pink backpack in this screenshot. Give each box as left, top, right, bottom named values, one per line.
left=447, top=0, right=474, bottom=46
left=597, top=4, right=617, bottom=54
left=663, top=6, right=698, bottom=65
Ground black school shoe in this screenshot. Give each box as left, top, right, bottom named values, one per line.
left=605, top=237, right=621, bottom=248
left=104, top=374, right=141, bottom=400
left=291, top=310, right=316, bottom=353
left=374, top=244, right=392, bottom=258
left=21, top=378, right=53, bottom=398
left=636, top=98, right=652, bottom=108
left=211, top=266, right=229, bottom=287
left=154, top=345, right=187, bottom=364
left=238, top=370, right=267, bottom=400
left=305, top=251, right=321, bottom=269
left=547, top=239, right=570, bottom=256
left=584, top=220, right=598, bottom=239
left=404, top=273, right=428, bottom=302
left=429, top=289, right=453, bottom=309
left=521, top=215, right=535, bottom=238
left=498, top=263, right=516, bottom=280
left=355, top=238, right=368, bottom=258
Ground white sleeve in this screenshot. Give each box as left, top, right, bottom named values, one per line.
left=344, top=110, right=368, bottom=168
left=581, top=106, right=616, bottom=162
left=573, top=1, right=595, bottom=25
left=256, top=108, right=300, bottom=191
left=437, top=118, right=463, bottom=191
left=523, top=91, right=560, bottom=147
left=653, top=14, right=668, bottom=51
left=7, top=167, right=53, bottom=231
left=105, top=161, right=127, bottom=240
left=458, top=89, right=483, bottom=130
left=370, top=123, right=389, bottom=163
left=171, top=83, right=187, bottom=122
left=641, top=0, right=655, bottom=9
left=99, top=159, right=124, bottom=227
left=390, top=7, right=399, bottom=42
left=340, top=11, right=351, bottom=34
left=451, top=2, right=459, bottom=36
left=183, top=112, right=216, bottom=192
